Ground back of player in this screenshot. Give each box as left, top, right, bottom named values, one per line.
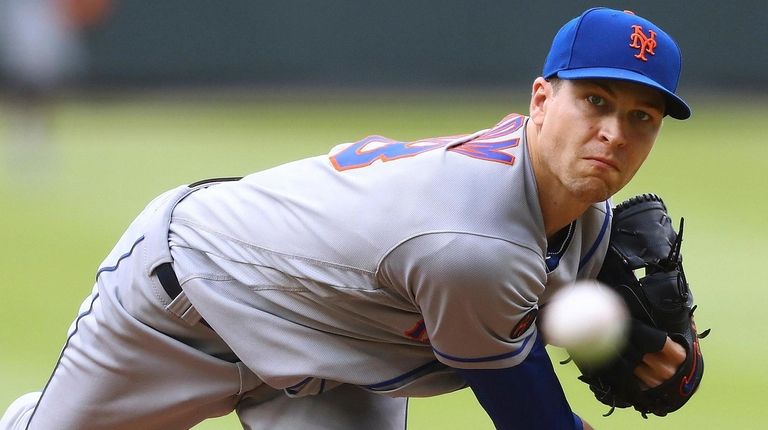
left=168, top=113, right=610, bottom=396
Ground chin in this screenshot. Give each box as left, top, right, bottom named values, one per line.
left=567, top=178, right=614, bottom=203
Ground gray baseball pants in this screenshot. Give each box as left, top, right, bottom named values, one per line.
left=0, top=185, right=407, bottom=430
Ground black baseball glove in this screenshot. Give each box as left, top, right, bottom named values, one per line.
left=571, top=194, right=708, bottom=418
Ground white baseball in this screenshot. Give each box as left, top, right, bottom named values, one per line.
left=541, top=280, right=629, bottom=364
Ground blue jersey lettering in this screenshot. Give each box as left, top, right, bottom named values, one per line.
left=330, top=114, right=525, bottom=171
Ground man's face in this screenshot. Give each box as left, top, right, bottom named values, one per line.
left=530, top=78, right=665, bottom=203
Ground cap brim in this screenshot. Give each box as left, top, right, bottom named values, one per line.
left=555, top=68, right=691, bottom=120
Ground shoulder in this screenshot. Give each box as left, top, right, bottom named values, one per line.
left=575, top=199, right=613, bottom=275
left=586, top=199, right=612, bottom=216
left=379, top=231, right=547, bottom=296
left=580, top=200, right=612, bottom=232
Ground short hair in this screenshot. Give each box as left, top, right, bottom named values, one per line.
left=547, top=77, right=563, bottom=93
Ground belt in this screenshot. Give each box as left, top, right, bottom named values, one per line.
left=155, top=262, right=211, bottom=329
left=152, top=176, right=242, bottom=329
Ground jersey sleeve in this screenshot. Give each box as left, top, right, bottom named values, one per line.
left=455, top=335, right=583, bottom=430
left=379, top=232, right=548, bottom=369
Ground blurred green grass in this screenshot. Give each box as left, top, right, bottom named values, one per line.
left=1, top=90, right=766, bottom=429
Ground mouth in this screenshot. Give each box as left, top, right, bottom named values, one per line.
left=584, top=156, right=619, bottom=171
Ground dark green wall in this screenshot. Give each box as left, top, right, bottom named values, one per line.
left=47, top=1, right=768, bottom=90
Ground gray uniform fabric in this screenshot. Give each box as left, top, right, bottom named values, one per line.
left=1, top=113, right=608, bottom=429
left=169, top=114, right=610, bottom=397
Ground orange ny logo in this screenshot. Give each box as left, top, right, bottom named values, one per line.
left=629, top=25, right=657, bottom=61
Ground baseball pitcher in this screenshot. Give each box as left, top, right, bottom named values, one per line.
left=1, top=8, right=705, bottom=430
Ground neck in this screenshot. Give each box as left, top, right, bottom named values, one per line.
left=525, top=120, right=592, bottom=238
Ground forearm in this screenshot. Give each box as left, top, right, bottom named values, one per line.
left=454, top=335, right=583, bottom=430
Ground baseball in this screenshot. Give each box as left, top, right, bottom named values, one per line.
left=541, top=280, right=629, bottom=364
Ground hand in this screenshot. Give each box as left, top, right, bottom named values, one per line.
left=633, top=336, right=686, bottom=389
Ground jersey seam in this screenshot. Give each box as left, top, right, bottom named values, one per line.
left=172, top=246, right=391, bottom=295
left=171, top=217, right=377, bottom=275
left=176, top=272, right=234, bottom=284
left=177, top=271, right=323, bottom=294
left=376, top=230, right=547, bottom=277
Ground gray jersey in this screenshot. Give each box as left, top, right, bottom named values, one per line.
left=168, top=113, right=611, bottom=398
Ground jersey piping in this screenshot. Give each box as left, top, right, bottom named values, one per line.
left=432, top=331, right=535, bottom=363
left=578, top=200, right=612, bottom=271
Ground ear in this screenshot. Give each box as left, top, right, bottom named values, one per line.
left=529, top=77, right=552, bottom=126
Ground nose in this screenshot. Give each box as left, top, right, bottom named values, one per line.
left=598, top=117, right=627, bottom=147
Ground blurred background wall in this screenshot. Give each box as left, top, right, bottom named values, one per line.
left=1, top=0, right=766, bottom=94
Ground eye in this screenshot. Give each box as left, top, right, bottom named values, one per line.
left=633, top=110, right=652, bottom=121
left=587, top=95, right=605, bottom=106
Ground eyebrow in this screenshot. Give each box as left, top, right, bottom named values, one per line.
left=591, top=81, right=616, bottom=96
left=585, top=80, right=666, bottom=113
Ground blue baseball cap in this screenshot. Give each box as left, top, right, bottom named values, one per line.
left=543, top=8, right=691, bottom=119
